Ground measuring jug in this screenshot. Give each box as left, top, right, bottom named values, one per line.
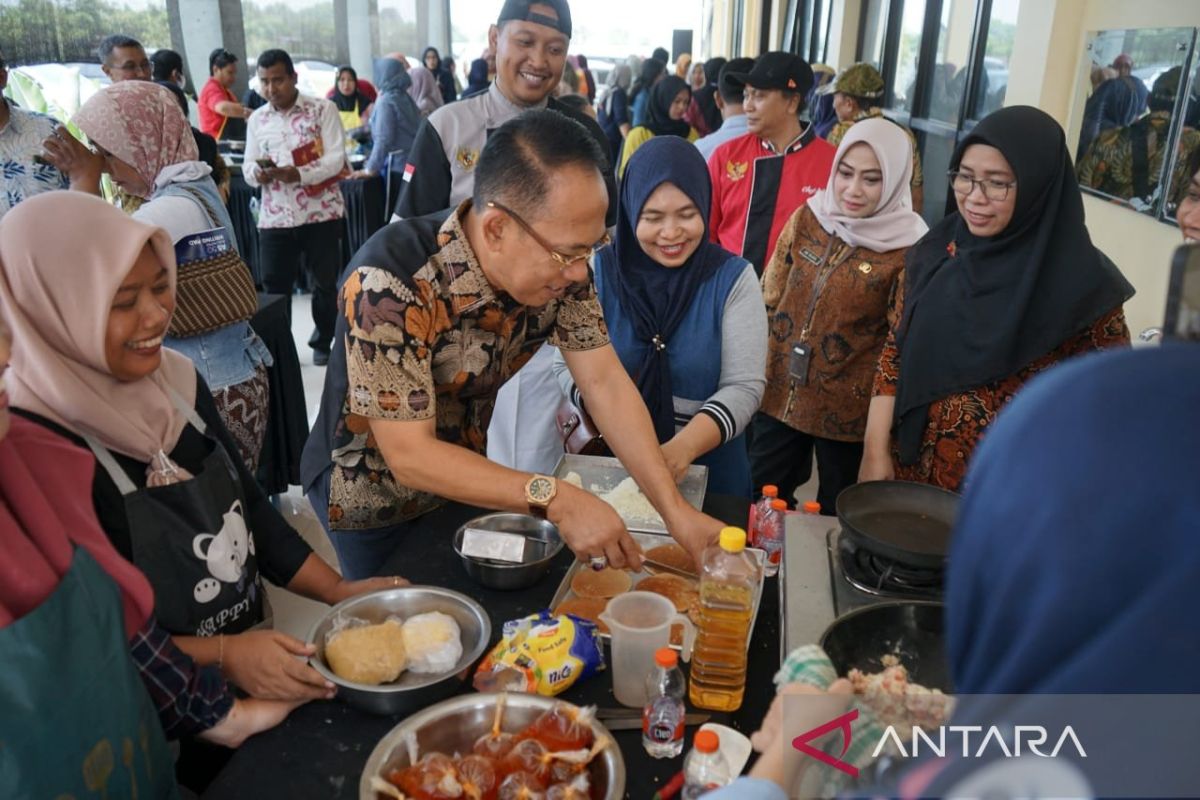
left=600, top=591, right=696, bottom=707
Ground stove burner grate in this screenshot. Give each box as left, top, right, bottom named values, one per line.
left=837, top=536, right=945, bottom=598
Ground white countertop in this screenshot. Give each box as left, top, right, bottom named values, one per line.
left=780, top=513, right=838, bottom=660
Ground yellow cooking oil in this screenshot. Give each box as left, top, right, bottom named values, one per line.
left=688, top=527, right=761, bottom=712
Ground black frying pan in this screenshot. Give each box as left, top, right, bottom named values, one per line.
left=820, top=601, right=952, bottom=692
left=836, top=480, right=960, bottom=569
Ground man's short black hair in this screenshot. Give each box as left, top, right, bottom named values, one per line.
left=718, top=57, right=754, bottom=104
left=652, top=47, right=670, bottom=64
left=98, top=34, right=142, bottom=64
left=257, top=49, right=295, bottom=75
left=473, top=109, right=606, bottom=218
left=209, top=48, right=238, bottom=74
left=555, top=93, right=590, bottom=115
left=703, top=57, right=727, bottom=85
left=151, top=49, right=184, bottom=82
left=155, top=80, right=189, bottom=116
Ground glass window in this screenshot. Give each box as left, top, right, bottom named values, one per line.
left=380, top=0, right=420, bottom=59
left=859, top=0, right=888, bottom=69
left=891, top=0, right=927, bottom=114
left=0, top=0, right=169, bottom=66
left=972, top=0, right=1019, bottom=118
left=813, top=0, right=834, bottom=63
left=243, top=0, right=338, bottom=65
left=927, top=0, right=979, bottom=124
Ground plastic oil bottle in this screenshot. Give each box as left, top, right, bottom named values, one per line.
left=688, top=527, right=761, bottom=712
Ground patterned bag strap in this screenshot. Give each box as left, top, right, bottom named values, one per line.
left=173, top=183, right=224, bottom=231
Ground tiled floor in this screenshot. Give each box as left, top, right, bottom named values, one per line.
left=266, top=294, right=817, bottom=641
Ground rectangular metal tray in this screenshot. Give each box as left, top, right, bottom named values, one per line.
left=552, top=454, right=708, bottom=535
left=547, top=531, right=766, bottom=652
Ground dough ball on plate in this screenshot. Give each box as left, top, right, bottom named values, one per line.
left=402, top=611, right=464, bottom=674
left=325, top=619, right=408, bottom=685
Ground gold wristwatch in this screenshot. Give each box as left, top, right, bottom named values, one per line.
left=524, top=475, right=557, bottom=519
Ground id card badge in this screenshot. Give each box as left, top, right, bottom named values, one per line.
left=789, top=343, right=812, bottom=386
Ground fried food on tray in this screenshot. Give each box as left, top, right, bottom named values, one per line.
left=636, top=574, right=698, bottom=612
left=570, top=567, right=631, bottom=599
left=553, top=596, right=609, bottom=634
left=644, top=542, right=695, bottom=573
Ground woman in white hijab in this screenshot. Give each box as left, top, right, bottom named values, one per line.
left=750, top=118, right=928, bottom=514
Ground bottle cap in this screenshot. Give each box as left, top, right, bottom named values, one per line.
left=762, top=485, right=778, bottom=497
left=694, top=730, right=719, bottom=753
left=802, top=501, right=822, bottom=514
left=718, top=526, right=746, bottom=552
left=770, top=499, right=787, bottom=511
left=655, top=647, right=678, bottom=668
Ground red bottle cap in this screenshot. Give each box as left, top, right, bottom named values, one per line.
left=655, top=647, right=678, bottom=668
left=694, top=730, right=719, bottom=753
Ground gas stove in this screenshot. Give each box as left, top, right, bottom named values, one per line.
left=780, top=514, right=946, bottom=660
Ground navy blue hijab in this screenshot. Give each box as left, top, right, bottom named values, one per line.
left=948, top=345, right=1200, bottom=694
left=602, top=136, right=735, bottom=443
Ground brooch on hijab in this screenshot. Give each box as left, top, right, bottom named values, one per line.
left=147, top=450, right=192, bottom=488
left=947, top=241, right=958, bottom=258
left=652, top=334, right=667, bottom=352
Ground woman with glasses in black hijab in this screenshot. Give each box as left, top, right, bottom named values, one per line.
left=860, top=106, right=1134, bottom=492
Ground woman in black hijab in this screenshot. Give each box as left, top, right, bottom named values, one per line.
left=329, top=66, right=372, bottom=140
left=423, top=46, right=457, bottom=104
left=860, top=105, right=1134, bottom=492
left=617, top=76, right=697, bottom=178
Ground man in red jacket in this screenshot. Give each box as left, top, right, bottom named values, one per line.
left=708, top=52, right=836, bottom=275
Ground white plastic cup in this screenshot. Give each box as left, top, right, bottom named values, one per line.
left=600, top=591, right=696, bottom=707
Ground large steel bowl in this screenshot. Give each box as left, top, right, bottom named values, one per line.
left=359, top=693, right=626, bottom=800
left=453, top=513, right=564, bottom=591
left=819, top=600, right=951, bottom=692
left=307, top=586, right=491, bottom=716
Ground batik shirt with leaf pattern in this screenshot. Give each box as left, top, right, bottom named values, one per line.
left=327, top=202, right=609, bottom=529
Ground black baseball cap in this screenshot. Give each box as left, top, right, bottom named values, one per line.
left=725, top=51, right=815, bottom=96
left=497, top=0, right=572, bottom=38
left=718, top=57, right=756, bottom=100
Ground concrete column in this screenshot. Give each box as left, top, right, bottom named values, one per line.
left=345, top=0, right=377, bottom=80
left=169, top=0, right=250, bottom=97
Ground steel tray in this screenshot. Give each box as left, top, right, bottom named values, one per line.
left=552, top=454, right=708, bottom=535
left=547, top=531, right=766, bottom=652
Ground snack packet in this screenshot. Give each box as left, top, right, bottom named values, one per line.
left=473, top=611, right=605, bottom=696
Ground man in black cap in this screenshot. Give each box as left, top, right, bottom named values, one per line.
left=392, top=0, right=618, bottom=477
left=393, top=0, right=614, bottom=226
left=707, top=51, right=836, bottom=275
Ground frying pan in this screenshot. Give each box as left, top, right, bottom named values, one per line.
left=820, top=600, right=952, bottom=692
left=836, top=480, right=960, bottom=569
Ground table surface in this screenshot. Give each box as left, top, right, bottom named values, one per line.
left=205, top=496, right=780, bottom=799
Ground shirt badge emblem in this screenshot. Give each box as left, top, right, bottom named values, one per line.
left=725, top=160, right=748, bottom=182
left=456, top=147, right=479, bottom=170
left=858, top=262, right=873, bottom=274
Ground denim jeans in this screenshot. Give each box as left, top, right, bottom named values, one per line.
left=165, top=322, right=272, bottom=392
left=306, top=467, right=410, bottom=580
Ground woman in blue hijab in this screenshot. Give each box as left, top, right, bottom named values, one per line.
left=708, top=344, right=1200, bottom=798
left=553, top=136, right=767, bottom=497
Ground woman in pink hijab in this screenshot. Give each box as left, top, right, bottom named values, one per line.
left=64, top=80, right=273, bottom=474
left=0, top=300, right=298, bottom=795
left=753, top=118, right=928, bottom=514
left=0, top=192, right=407, bottom=708
left=407, top=65, right=445, bottom=116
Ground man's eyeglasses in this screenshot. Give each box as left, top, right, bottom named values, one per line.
left=486, top=201, right=610, bottom=269
left=948, top=171, right=1016, bottom=202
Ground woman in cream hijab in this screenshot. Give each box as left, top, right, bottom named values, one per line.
left=751, top=118, right=928, bottom=514
left=0, top=192, right=407, bottom=704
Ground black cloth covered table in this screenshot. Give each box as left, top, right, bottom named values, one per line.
left=250, top=293, right=309, bottom=495
left=206, top=496, right=780, bottom=799
left=227, top=173, right=387, bottom=286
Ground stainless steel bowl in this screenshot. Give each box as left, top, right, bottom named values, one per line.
left=307, top=586, right=491, bottom=716
left=359, top=693, right=626, bottom=800
left=453, top=513, right=564, bottom=591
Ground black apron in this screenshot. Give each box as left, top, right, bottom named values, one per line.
left=85, top=389, right=264, bottom=638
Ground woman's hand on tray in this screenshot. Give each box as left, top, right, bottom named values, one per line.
left=221, top=630, right=336, bottom=702
left=665, top=506, right=725, bottom=570
left=550, top=482, right=645, bottom=571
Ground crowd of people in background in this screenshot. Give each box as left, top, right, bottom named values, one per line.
left=1, top=0, right=1197, bottom=795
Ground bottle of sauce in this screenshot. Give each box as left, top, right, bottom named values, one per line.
left=688, top=527, right=760, bottom=712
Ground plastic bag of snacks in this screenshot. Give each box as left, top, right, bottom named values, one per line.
left=473, top=611, right=605, bottom=696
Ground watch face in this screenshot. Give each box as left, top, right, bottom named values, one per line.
left=528, top=476, right=555, bottom=504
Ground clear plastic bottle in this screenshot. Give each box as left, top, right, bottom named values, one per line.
left=682, top=730, right=731, bottom=799
left=758, top=499, right=787, bottom=577
left=688, top=527, right=761, bottom=712
left=750, top=485, right=779, bottom=546
left=642, top=647, right=687, bottom=758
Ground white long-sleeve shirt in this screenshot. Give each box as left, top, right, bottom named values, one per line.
left=243, top=93, right=346, bottom=229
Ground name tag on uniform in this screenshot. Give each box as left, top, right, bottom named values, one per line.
left=798, top=248, right=822, bottom=266
left=790, top=343, right=812, bottom=386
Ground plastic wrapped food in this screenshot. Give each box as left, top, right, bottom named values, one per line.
left=402, top=612, right=464, bottom=675
left=546, top=774, right=590, bottom=800
left=392, top=753, right=463, bottom=799
left=324, top=618, right=407, bottom=685
left=474, top=612, right=605, bottom=697
left=474, top=695, right=516, bottom=760
left=456, top=754, right=498, bottom=800
left=497, top=771, right=546, bottom=800
left=519, top=703, right=596, bottom=751
left=499, top=739, right=551, bottom=785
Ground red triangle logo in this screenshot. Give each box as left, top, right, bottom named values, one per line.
left=791, top=708, right=860, bottom=778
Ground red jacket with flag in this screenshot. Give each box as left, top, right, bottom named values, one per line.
left=707, top=127, right=836, bottom=275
